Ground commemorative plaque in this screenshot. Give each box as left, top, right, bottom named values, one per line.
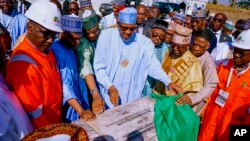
left=74, top=97, right=158, bottom=141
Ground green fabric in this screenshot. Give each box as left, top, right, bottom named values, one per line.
left=75, top=37, right=96, bottom=77
left=151, top=93, right=200, bottom=141
left=82, top=11, right=98, bottom=30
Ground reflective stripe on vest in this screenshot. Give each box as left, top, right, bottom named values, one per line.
left=28, top=104, right=43, bottom=119
left=9, top=54, right=38, bottom=67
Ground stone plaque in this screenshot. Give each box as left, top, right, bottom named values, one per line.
left=74, top=97, right=157, bottom=141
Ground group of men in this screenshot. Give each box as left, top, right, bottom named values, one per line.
left=0, top=0, right=250, bottom=140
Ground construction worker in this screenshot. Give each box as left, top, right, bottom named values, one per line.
left=6, top=1, right=63, bottom=128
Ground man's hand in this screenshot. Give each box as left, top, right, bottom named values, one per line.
left=92, top=93, right=105, bottom=114
left=175, top=95, right=192, bottom=106
left=168, top=82, right=183, bottom=94
left=79, top=110, right=96, bottom=121
left=108, top=85, right=119, bottom=107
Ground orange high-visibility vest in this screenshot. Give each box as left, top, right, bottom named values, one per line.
left=6, top=37, right=62, bottom=128
left=198, top=59, right=250, bottom=141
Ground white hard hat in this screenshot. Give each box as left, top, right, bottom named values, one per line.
left=232, top=29, right=250, bottom=50
left=25, top=0, right=63, bottom=32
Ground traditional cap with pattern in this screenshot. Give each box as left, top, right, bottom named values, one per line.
left=172, top=24, right=193, bottom=44
left=61, top=14, right=82, bottom=33
left=79, top=0, right=92, bottom=8
left=118, top=7, right=137, bottom=24
left=192, top=9, right=207, bottom=19
left=82, top=10, right=98, bottom=30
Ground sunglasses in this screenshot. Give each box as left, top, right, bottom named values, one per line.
left=213, top=18, right=223, bottom=23
left=233, top=47, right=250, bottom=57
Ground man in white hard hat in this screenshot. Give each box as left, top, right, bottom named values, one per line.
left=199, top=29, right=250, bottom=140
left=6, top=1, right=63, bottom=129
left=0, top=23, right=33, bottom=141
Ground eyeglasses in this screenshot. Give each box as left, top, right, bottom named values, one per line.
left=31, top=21, right=56, bottom=39
left=213, top=18, right=223, bottom=23
left=233, top=47, right=250, bottom=57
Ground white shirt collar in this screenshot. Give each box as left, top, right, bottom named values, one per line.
left=213, top=29, right=222, bottom=35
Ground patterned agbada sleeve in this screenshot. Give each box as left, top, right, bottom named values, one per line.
left=76, top=38, right=94, bottom=79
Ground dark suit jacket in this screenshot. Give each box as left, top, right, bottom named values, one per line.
left=219, top=30, right=233, bottom=43
left=143, top=26, right=151, bottom=38
left=144, top=18, right=157, bottom=29
left=140, top=18, right=158, bottom=38
left=136, top=23, right=151, bottom=38
left=208, top=34, right=217, bottom=53
left=208, top=29, right=232, bottom=53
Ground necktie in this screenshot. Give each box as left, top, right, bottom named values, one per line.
left=19, top=3, right=23, bottom=14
